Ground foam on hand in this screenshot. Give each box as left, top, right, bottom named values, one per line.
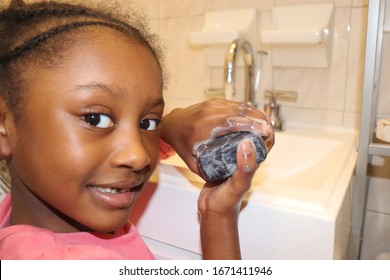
left=194, top=131, right=267, bottom=182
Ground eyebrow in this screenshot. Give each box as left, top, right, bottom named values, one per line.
left=76, top=82, right=124, bottom=98
left=75, top=82, right=165, bottom=107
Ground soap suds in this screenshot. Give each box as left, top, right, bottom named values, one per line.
left=195, top=131, right=267, bottom=182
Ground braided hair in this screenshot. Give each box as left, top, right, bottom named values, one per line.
left=0, top=0, right=165, bottom=119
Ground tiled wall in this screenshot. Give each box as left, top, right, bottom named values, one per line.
left=143, top=0, right=370, bottom=130
left=102, top=0, right=367, bottom=129
left=2, top=0, right=390, bottom=259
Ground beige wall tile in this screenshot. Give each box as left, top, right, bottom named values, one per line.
left=345, top=7, right=368, bottom=113
left=159, top=17, right=209, bottom=103
left=159, top=0, right=211, bottom=18
left=275, top=0, right=352, bottom=7
left=211, top=0, right=273, bottom=12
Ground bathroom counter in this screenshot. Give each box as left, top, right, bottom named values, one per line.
left=130, top=126, right=358, bottom=259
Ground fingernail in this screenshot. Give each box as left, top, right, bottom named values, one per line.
left=238, top=140, right=254, bottom=160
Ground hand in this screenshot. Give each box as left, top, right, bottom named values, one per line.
left=198, top=139, right=258, bottom=259
left=159, top=98, right=275, bottom=176
left=198, top=139, right=257, bottom=214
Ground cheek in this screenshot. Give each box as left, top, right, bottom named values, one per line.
left=144, top=136, right=160, bottom=170
left=12, top=122, right=90, bottom=185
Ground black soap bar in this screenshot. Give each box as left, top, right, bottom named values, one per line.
left=195, top=131, right=267, bottom=182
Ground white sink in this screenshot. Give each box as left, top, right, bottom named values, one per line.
left=131, top=126, right=357, bottom=259
left=255, top=131, right=341, bottom=181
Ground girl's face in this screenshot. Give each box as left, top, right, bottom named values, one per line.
left=6, top=28, right=164, bottom=233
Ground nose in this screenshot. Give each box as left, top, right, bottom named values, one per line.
left=110, top=132, right=151, bottom=171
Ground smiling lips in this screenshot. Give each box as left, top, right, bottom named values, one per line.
left=90, top=186, right=133, bottom=194
left=88, top=180, right=144, bottom=208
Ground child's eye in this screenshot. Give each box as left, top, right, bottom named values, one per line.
left=140, top=119, right=160, bottom=131
left=83, top=113, right=113, bottom=128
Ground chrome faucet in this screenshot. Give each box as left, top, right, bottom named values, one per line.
left=264, top=94, right=284, bottom=131
left=264, top=90, right=298, bottom=131
left=224, top=38, right=255, bottom=106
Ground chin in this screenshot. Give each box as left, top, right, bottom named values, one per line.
left=89, top=216, right=130, bottom=234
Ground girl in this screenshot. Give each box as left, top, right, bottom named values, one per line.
left=0, top=0, right=273, bottom=259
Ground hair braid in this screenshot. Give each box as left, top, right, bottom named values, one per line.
left=0, top=1, right=165, bottom=118
left=0, top=20, right=145, bottom=62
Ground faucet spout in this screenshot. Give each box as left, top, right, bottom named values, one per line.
left=224, top=38, right=255, bottom=106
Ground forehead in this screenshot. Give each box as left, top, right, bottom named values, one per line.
left=23, top=26, right=162, bottom=86
left=66, top=27, right=162, bottom=84
left=18, top=27, right=163, bottom=107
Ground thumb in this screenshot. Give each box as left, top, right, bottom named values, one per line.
left=229, top=139, right=257, bottom=195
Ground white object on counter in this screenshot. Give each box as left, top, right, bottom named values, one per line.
left=376, top=119, right=390, bottom=142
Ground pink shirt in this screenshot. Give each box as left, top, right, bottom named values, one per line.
left=0, top=194, right=155, bottom=260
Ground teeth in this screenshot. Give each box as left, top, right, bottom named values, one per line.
left=100, top=187, right=115, bottom=193
left=91, top=186, right=131, bottom=194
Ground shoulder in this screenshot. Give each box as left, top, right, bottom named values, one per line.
left=0, top=225, right=124, bottom=259
left=0, top=222, right=154, bottom=260
left=0, top=224, right=58, bottom=259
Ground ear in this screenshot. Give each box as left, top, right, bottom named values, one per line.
left=0, top=98, right=13, bottom=158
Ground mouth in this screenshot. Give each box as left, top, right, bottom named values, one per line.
left=87, top=181, right=144, bottom=209
left=89, top=186, right=135, bottom=194
left=88, top=180, right=144, bottom=193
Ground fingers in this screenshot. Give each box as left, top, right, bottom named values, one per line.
left=209, top=116, right=274, bottom=152
left=227, top=139, right=258, bottom=196
left=203, top=100, right=275, bottom=152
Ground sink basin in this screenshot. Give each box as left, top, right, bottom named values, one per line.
left=256, top=132, right=341, bottom=181
left=131, top=126, right=358, bottom=259
left=162, top=127, right=353, bottom=184
left=163, top=128, right=342, bottom=181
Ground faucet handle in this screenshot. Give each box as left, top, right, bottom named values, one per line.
left=263, top=90, right=297, bottom=131
left=265, top=90, right=298, bottom=101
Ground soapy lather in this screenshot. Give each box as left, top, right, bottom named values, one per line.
left=195, top=131, right=267, bottom=182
